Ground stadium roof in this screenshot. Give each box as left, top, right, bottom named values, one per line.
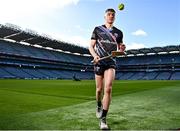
left=126, top=45, right=180, bottom=56
left=0, top=23, right=89, bottom=54
left=0, top=23, right=179, bottom=56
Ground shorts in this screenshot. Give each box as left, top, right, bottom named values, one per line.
left=94, top=64, right=116, bottom=76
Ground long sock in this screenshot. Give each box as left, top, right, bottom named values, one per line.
left=101, top=109, right=108, bottom=118
left=97, top=101, right=102, bottom=107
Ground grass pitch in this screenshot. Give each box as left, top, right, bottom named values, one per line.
left=0, top=80, right=180, bottom=130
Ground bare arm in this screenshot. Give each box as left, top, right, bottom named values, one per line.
left=89, top=40, right=97, bottom=57
left=89, top=39, right=100, bottom=64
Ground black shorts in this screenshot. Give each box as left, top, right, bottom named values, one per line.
left=94, top=64, right=116, bottom=76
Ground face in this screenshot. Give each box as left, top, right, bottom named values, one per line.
left=104, top=11, right=115, bottom=24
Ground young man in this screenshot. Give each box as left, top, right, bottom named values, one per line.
left=89, top=8, right=126, bottom=130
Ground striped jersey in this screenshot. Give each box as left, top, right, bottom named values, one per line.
left=91, top=25, right=123, bottom=65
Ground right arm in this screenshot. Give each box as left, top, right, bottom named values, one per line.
left=89, top=39, right=100, bottom=64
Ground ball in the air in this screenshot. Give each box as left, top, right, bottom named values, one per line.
left=118, top=3, right=124, bottom=10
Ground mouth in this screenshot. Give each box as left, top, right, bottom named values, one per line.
left=109, top=19, right=114, bottom=22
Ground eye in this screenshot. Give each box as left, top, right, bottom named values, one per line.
left=107, top=13, right=111, bottom=16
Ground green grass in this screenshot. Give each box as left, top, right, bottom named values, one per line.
left=0, top=80, right=180, bottom=130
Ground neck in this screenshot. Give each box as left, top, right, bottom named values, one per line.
left=105, top=23, right=113, bottom=29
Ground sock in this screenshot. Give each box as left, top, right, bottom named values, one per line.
left=97, top=101, right=102, bottom=107
left=101, top=109, right=108, bottom=118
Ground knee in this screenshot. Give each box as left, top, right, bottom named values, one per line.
left=105, top=87, right=112, bottom=94
left=96, top=87, right=103, bottom=94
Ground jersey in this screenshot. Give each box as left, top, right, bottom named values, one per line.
left=91, top=25, right=123, bottom=66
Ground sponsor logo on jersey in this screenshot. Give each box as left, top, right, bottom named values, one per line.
left=99, top=40, right=117, bottom=45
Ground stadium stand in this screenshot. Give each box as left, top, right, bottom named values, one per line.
left=0, top=23, right=180, bottom=80
left=116, top=48, right=180, bottom=80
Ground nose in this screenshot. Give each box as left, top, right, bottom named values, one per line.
left=110, top=14, right=114, bottom=18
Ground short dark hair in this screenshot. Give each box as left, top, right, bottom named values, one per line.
left=105, top=8, right=116, bottom=13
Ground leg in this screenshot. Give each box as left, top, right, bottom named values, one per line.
left=95, top=74, right=104, bottom=118
left=99, top=68, right=115, bottom=130
left=103, top=68, right=115, bottom=111
left=95, top=74, right=104, bottom=102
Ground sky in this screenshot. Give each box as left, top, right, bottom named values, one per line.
left=0, top=0, right=179, bottom=50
